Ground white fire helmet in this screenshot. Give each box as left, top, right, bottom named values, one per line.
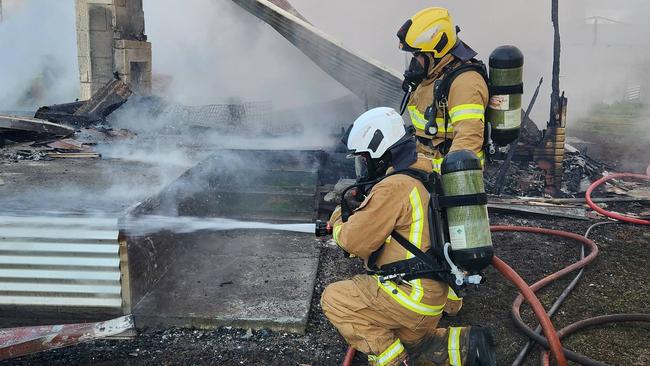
left=346, top=107, right=408, bottom=159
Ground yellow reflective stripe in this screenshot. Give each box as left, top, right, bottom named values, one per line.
left=476, top=150, right=485, bottom=168
left=408, top=106, right=428, bottom=130
left=377, top=277, right=445, bottom=316
left=368, top=339, right=405, bottom=366
left=333, top=225, right=342, bottom=244
left=432, top=158, right=444, bottom=173
left=406, top=188, right=424, bottom=259
left=447, top=287, right=462, bottom=301
left=448, top=327, right=462, bottom=366
left=449, top=103, right=485, bottom=124
left=408, top=106, right=451, bottom=132
left=407, top=187, right=425, bottom=302
left=449, top=103, right=485, bottom=115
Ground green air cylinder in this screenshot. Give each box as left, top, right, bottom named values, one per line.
left=440, top=150, right=493, bottom=272
left=487, top=45, right=524, bottom=146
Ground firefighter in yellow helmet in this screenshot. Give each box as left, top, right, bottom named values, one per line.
left=321, top=107, right=495, bottom=366
left=397, top=7, right=489, bottom=317
left=397, top=7, right=488, bottom=172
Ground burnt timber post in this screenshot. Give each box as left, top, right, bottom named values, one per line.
left=535, top=0, right=567, bottom=195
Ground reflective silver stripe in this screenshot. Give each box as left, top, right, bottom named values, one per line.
left=448, top=327, right=462, bottom=366
left=449, top=103, right=485, bottom=124
left=408, top=106, right=451, bottom=132
left=369, top=339, right=405, bottom=366
left=377, top=277, right=445, bottom=316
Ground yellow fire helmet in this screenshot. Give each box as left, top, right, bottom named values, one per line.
left=397, top=7, right=457, bottom=58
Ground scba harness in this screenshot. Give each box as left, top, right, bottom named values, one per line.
left=360, top=169, right=488, bottom=293
left=423, top=60, right=495, bottom=156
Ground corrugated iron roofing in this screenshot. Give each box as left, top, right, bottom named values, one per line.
left=0, top=215, right=122, bottom=308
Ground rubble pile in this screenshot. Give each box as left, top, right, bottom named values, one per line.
left=561, top=151, right=606, bottom=194
left=485, top=149, right=608, bottom=197
left=485, top=159, right=546, bottom=196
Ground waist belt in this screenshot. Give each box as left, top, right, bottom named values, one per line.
left=368, top=249, right=446, bottom=283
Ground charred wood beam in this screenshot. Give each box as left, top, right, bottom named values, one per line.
left=549, top=0, right=561, bottom=127
left=0, top=115, right=74, bottom=142
left=231, top=0, right=404, bottom=109
left=34, top=79, right=132, bottom=128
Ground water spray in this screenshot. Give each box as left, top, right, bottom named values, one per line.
left=122, top=215, right=320, bottom=236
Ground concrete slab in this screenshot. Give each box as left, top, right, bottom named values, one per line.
left=125, top=150, right=330, bottom=333
left=130, top=230, right=320, bottom=334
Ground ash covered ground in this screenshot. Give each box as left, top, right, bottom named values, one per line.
left=4, top=209, right=650, bottom=366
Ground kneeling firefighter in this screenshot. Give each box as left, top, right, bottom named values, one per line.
left=320, top=107, right=495, bottom=366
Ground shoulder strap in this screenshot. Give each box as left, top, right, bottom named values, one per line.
left=390, top=230, right=438, bottom=270
left=435, top=60, right=489, bottom=103
left=388, top=168, right=437, bottom=193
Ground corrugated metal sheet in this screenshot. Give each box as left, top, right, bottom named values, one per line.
left=232, top=0, right=404, bottom=109
left=0, top=215, right=122, bottom=308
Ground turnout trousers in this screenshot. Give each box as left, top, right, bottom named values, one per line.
left=321, top=275, right=470, bottom=366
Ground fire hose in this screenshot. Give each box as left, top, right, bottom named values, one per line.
left=585, top=172, right=650, bottom=225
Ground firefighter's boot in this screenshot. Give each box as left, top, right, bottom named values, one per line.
left=467, top=327, right=496, bottom=366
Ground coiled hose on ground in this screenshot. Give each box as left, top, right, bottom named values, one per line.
left=585, top=173, right=650, bottom=225
left=511, top=222, right=614, bottom=366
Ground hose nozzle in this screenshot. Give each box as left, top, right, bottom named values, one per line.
left=315, top=220, right=332, bottom=237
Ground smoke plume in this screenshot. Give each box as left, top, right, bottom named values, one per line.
left=0, top=0, right=78, bottom=111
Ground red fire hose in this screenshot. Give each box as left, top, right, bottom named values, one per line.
left=494, top=226, right=600, bottom=365
left=342, top=346, right=356, bottom=366
left=491, top=254, right=568, bottom=366
left=540, top=314, right=650, bottom=366
left=585, top=173, right=650, bottom=225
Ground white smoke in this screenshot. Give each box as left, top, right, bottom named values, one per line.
left=142, top=0, right=349, bottom=109
left=0, top=0, right=78, bottom=111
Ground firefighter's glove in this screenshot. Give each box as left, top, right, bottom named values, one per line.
left=343, top=187, right=363, bottom=211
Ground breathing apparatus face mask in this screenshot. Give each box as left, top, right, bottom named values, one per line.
left=354, top=154, right=369, bottom=181
left=402, top=54, right=430, bottom=92
left=352, top=152, right=389, bottom=183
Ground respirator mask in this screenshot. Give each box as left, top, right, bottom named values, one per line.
left=352, top=152, right=388, bottom=183
left=402, top=53, right=431, bottom=92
